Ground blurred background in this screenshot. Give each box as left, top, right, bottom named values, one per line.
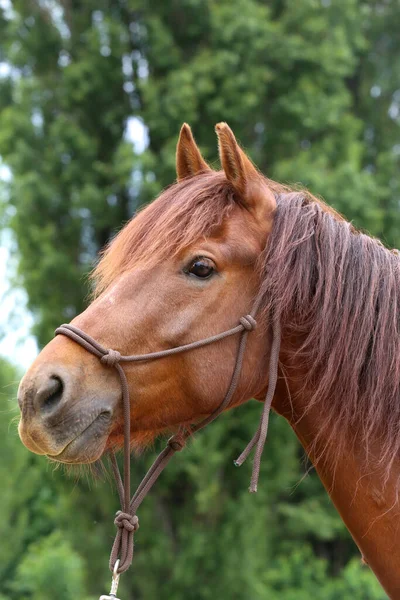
left=0, top=1, right=399, bottom=598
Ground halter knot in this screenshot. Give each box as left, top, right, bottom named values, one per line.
left=114, top=511, right=139, bottom=532
left=101, top=349, right=122, bottom=367
left=168, top=433, right=186, bottom=452
left=240, top=315, right=257, bottom=331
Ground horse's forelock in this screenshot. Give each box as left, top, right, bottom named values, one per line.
left=91, top=171, right=236, bottom=296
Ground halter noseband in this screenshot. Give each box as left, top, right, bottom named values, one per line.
left=55, top=300, right=281, bottom=580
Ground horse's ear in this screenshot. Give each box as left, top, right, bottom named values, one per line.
left=215, top=122, right=276, bottom=221
left=176, top=123, right=211, bottom=181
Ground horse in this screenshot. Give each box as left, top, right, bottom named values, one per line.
left=17, top=123, right=400, bottom=598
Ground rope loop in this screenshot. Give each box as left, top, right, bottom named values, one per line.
left=101, top=349, right=122, bottom=367
left=168, top=433, right=186, bottom=452
left=55, top=310, right=281, bottom=580
left=114, top=511, right=139, bottom=533
left=239, top=315, right=257, bottom=331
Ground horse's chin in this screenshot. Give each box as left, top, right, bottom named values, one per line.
left=47, top=424, right=175, bottom=466
left=46, top=413, right=113, bottom=464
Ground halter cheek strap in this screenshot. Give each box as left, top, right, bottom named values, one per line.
left=55, top=307, right=281, bottom=577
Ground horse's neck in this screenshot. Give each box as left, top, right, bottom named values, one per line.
left=275, top=387, right=400, bottom=598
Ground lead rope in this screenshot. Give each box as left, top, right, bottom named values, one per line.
left=55, top=309, right=281, bottom=592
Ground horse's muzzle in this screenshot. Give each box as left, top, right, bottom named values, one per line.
left=17, top=364, right=116, bottom=463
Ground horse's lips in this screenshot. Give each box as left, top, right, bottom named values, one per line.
left=46, top=412, right=112, bottom=464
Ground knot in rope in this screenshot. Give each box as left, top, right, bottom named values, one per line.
left=239, top=315, right=257, bottom=331
left=101, top=349, right=122, bottom=367
left=114, top=511, right=139, bottom=533
left=168, top=433, right=186, bottom=452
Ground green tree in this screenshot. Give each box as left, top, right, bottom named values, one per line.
left=10, top=532, right=89, bottom=600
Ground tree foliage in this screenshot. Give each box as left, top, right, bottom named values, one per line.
left=0, top=0, right=398, bottom=598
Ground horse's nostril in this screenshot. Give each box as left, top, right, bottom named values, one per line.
left=36, top=376, right=64, bottom=414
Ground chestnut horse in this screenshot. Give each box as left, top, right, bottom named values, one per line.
left=18, top=123, right=400, bottom=598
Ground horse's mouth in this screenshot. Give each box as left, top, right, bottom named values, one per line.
left=46, top=412, right=113, bottom=464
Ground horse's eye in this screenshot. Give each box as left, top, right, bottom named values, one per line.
left=186, top=257, right=216, bottom=279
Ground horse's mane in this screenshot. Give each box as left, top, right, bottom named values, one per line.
left=93, top=171, right=400, bottom=480
left=261, top=193, right=400, bottom=482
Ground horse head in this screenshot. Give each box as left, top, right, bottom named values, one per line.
left=18, top=123, right=277, bottom=464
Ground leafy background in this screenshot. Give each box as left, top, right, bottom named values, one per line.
left=0, top=1, right=399, bottom=598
